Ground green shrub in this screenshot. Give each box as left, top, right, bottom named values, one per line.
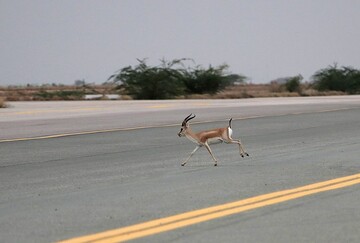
left=182, top=64, right=232, bottom=94
left=35, top=90, right=85, bottom=100
left=109, top=59, right=185, bottom=99
left=285, top=75, right=302, bottom=93
left=109, top=59, right=238, bottom=99
left=312, top=64, right=360, bottom=94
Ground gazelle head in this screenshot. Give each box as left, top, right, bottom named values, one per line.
left=178, top=113, right=196, bottom=137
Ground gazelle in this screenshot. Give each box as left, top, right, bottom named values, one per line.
left=178, top=114, right=249, bottom=166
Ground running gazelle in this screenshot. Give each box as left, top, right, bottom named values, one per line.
left=177, top=114, right=249, bottom=166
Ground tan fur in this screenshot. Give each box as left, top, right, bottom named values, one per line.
left=178, top=114, right=249, bottom=166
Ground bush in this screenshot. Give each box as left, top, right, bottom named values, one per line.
left=285, top=75, right=302, bottom=93
left=35, top=90, right=85, bottom=100
left=109, top=59, right=185, bottom=99
left=182, top=64, right=232, bottom=94
left=0, top=97, right=6, bottom=108
left=312, top=64, right=360, bottom=94
left=109, top=59, right=238, bottom=99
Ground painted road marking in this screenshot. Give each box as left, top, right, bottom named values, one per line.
left=4, top=107, right=104, bottom=116
left=147, top=104, right=174, bottom=108
left=146, top=102, right=209, bottom=109
left=0, top=107, right=355, bottom=143
left=0, top=124, right=179, bottom=143
left=59, top=173, right=360, bottom=243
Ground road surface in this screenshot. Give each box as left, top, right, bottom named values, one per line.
left=0, top=96, right=360, bottom=242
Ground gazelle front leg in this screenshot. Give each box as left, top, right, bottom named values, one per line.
left=204, top=142, right=218, bottom=166
left=181, top=145, right=201, bottom=166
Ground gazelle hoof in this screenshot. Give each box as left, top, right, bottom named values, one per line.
left=214, top=163, right=217, bottom=166
left=241, top=154, right=244, bottom=157
left=245, top=153, right=249, bottom=156
left=181, top=163, right=185, bottom=166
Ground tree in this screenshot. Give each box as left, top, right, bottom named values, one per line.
left=285, top=74, right=303, bottom=93
left=224, top=74, right=247, bottom=85
left=182, top=64, right=233, bottom=94
left=342, top=66, right=360, bottom=94
left=109, top=59, right=185, bottom=99
left=108, top=59, right=238, bottom=99
left=312, top=64, right=360, bottom=94
left=74, top=79, right=86, bottom=86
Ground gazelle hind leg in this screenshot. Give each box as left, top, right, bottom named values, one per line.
left=181, top=145, right=200, bottom=166
left=228, top=139, right=249, bottom=157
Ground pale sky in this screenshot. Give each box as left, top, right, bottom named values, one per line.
left=1, top=0, right=360, bottom=85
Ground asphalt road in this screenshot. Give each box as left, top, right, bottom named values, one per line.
left=1, top=96, right=360, bottom=140
left=0, top=97, right=360, bottom=243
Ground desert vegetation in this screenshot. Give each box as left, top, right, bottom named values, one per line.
left=0, top=97, right=6, bottom=108
left=108, top=58, right=245, bottom=99
left=0, top=84, right=116, bottom=102
left=0, top=61, right=358, bottom=106
left=107, top=60, right=358, bottom=99
left=312, top=64, right=360, bottom=94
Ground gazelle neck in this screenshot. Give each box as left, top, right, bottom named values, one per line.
left=185, top=127, right=199, bottom=144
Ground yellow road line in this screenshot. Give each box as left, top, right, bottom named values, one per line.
left=58, top=173, right=360, bottom=243
left=5, top=107, right=104, bottom=116
left=147, top=104, right=174, bottom=108
left=191, top=102, right=210, bottom=106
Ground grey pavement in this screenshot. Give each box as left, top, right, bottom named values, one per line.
left=1, top=96, right=360, bottom=140
left=0, top=97, right=360, bottom=242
